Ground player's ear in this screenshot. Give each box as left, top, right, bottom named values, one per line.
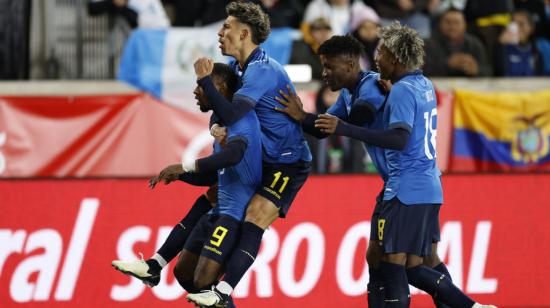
left=240, top=27, right=249, bottom=41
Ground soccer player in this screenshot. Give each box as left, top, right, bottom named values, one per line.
left=186, top=2, right=312, bottom=306
left=314, top=23, right=496, bottom=308
left=275, top=35, right=453, bottom=308
left=170, top=62, right=262, bottom=305
left=111, top=63, right=242, bottom=288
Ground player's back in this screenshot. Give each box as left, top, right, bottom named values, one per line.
left=231, top=49, right=311, bottom=165
left=383, top=71, right=442, bottom=205
left=215, top=110, right=262, bottom=221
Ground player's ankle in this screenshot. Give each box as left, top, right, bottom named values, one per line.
left=145, top=259, right=162, bottom=275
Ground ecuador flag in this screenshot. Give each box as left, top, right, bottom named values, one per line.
left=451, top=90, right=550, bottom=172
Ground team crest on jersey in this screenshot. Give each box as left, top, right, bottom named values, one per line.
left=511, top=113, right=549, bottom=163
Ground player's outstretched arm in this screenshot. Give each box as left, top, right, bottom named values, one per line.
left=195, top=138, right=248, bottom=173
left=274, top=85, right=330, bottom=139
left=315, top=114, right=410, bottom=150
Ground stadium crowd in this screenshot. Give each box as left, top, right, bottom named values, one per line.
left=85, top=0, right=550, bottom=77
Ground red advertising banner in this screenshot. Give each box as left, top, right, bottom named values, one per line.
left=0, top=94, right=210, bottom=177
left=1, top=175, right=549, bottom=307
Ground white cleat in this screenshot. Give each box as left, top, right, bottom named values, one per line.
left=111, top=254, right=160, bottom=287
left=186, top=286, right=227, bottom=307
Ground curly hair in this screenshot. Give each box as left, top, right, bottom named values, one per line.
left=226, top=1, right=271, bottom=45
left=317, top=35, right=364, bottom=59
left=378, top=21, right=424, bottom=70
left=212, top=63, right=238, bottom=96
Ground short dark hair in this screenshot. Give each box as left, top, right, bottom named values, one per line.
left=317, top=35, right=364, bottom=59
left=212, top=63, right=238, bottom=96
left=226, top=1, right=271, bottom=45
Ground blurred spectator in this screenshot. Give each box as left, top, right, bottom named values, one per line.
left=514, top=0, right=550, bottom=40
left=424, top=8, right=492, bottom=76
left=430, top=0, right=466, bottom=16
left=170, top=0, right=229, bottom=27
left=463, top=0, right=513, bottom=70
left=307, top=85, right=367, bottom=174
left=256, top=0, right=306, bottom=28
left=349, top=4, right=380, bottom=71
left=371, top=0, right=435, bottom=38
left=88, top=0, right=138, bottom=28
left=303, top=0, right=367, bottom=35
left=495, top=10, right=550, bottom=76
left=88, top=0, right=169, bottom=28
left=0, top=0, right=30, bottom=79
left=289, top=18, right=332, bottom=80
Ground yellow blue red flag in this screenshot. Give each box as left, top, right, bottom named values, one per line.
left=451, top=90, right=550, bottom=171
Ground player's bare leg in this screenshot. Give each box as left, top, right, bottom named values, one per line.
left=173, top=249, right=201, bottom=293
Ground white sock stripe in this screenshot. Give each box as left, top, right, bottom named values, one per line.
left=152, top=253, right=168, bottom=268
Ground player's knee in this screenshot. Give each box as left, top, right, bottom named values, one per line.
left=423, top=254, right=441, bottom=268
left=245, top=196, right=279, bottom=229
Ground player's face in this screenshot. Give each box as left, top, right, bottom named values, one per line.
left=193, top=85, right=210, bottom=112
left=320, top=54, right=352, bottom=91
left=218, top=16, right=243, bottom=57
left=375, top=44, right=396, bottom=81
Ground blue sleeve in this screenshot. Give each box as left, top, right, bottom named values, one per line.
left=198, top=76, right=253, bottom=126
left=326, top=94, right=349, bottom=120
left=388, top=85, right=414, bottom=132
left=233, top=64, right=273, bottom=106
left=356, top=75, right=386, bottom=112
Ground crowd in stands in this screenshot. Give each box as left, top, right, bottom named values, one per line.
left=94, top=0, right=550, bottom=78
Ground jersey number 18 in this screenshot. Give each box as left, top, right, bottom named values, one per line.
left=423, top=108, right=437, bottom=160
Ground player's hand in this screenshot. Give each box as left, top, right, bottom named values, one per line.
left=210, top=124, right=227, bottom=144
left=194, top=58, right=214, bottom=79
left=149, top=164, right=183, bottom=189
left=315, top=113, right=339, bottom=134
left=274, top=85, right=306, bottom=122
left=377, top=79, right=392, bottom=93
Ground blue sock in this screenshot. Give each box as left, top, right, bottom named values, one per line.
left=157, top=195, right=211, bottom=263
left=432, top=263, right=453, bottom=308
left=222, top=222, right=264, bottom=289
left=433, top=263, right=452, bottom=281
left=368, top=267, right=385, bottom=307
left=407, top=265, right=475, bottom=308
left=379, top=262, right=410, bottom=307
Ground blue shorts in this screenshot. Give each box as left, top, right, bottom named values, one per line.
left=257, top=160, right=311, bottom=218
left=183, top=214, right=241, bottom=264
left=377, top=197, right=440, bottom=256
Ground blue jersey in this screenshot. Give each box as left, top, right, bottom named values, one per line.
left=230, top=48, right=312, bottom=164
left=212, top=111, right=263, bottom=220
left=383, top=71, right=443, bottom=205
left=327, top=71, right=388, bottom=181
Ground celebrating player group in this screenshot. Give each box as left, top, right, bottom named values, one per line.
left=111, top=2, right=497, bottom=308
